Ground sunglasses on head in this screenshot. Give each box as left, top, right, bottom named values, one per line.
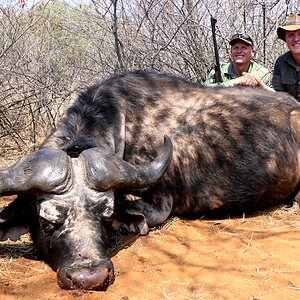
left=231, top=33, right=252, bottom=40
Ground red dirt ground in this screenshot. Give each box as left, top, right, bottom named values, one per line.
left=0, top=198, right=300, bottom=300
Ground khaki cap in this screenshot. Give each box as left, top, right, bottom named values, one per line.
left=277, top=12, right=300, bottom=41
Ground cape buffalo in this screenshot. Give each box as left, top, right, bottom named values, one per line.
left=0, top=71, right=299, bottom=291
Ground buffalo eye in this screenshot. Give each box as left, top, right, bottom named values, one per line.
left=40, top=216, right=59, bottom=233
left=98, top=195, right=114, bottom=218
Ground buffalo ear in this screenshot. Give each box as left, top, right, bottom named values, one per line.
left=112, top=198, right=150, bottom=235
left=112, top=212, right=149, bottom=236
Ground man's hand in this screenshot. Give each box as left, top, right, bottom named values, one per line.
left=232, top=73, right=260, bottom=86
left=232, top=72, right=274, bottom=91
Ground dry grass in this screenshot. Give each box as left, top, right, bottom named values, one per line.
left=0, top=201, right=299, bottom=299
left=0, top=195, right=299, bottom=299
left=0, top=234, right=48, bottom=285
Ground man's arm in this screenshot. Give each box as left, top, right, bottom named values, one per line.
left=244, top=73, right=275, bottom=91
left=204, top=71, right=260, bottom=87
left=204, top=71, right=274, bottom=90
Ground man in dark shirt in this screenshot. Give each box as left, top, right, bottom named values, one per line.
left=272, top=13, right=300, bottom=101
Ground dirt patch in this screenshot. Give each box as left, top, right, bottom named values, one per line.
left=0, top=200, right=300, bottom=300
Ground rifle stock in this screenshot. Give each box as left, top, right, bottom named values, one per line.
left=211, top=17, right=223, bottom=83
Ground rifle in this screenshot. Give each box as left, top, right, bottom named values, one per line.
left=210, top=17, right=223, bottom=83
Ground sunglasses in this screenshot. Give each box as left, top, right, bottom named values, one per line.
left=231, top=33, right=253, bottom=42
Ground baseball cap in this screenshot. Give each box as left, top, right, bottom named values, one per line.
left=277, top=12, right=300, bottom=41
left=229, top=33, right=254, bottom=47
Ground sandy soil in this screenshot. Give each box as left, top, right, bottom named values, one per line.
left=0, top=199, right=300, bottom=300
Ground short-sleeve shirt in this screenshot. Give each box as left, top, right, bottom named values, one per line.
left=272, top=51, right=300, bottom=101
left=204, top=61, right=272, bottom=87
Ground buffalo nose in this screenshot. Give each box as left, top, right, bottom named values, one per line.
left=57, top=265, right=114, bottom=290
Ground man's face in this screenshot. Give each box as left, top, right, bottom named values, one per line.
left=285, top=29, right=300, bottom=55
left=230, top=41, right=255, bottom=65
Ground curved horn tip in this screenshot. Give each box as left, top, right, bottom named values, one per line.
left=162, top=135, right=173, bottom=164
left=163, top=135, right=173, bottom=152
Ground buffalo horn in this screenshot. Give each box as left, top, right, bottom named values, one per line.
left=0, top=148, right=70, bottom=195
left=82, top=135, right=173, bottom=190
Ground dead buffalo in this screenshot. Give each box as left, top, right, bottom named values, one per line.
left=0, top=71, right=299, bottom=291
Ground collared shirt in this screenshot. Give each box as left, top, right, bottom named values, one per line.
left=204, top=61, right=272, bottom=87
left=272, top=51, right=300, bottom=101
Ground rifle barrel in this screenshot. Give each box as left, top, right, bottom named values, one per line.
left=210, top=17, right=223, bottom=83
